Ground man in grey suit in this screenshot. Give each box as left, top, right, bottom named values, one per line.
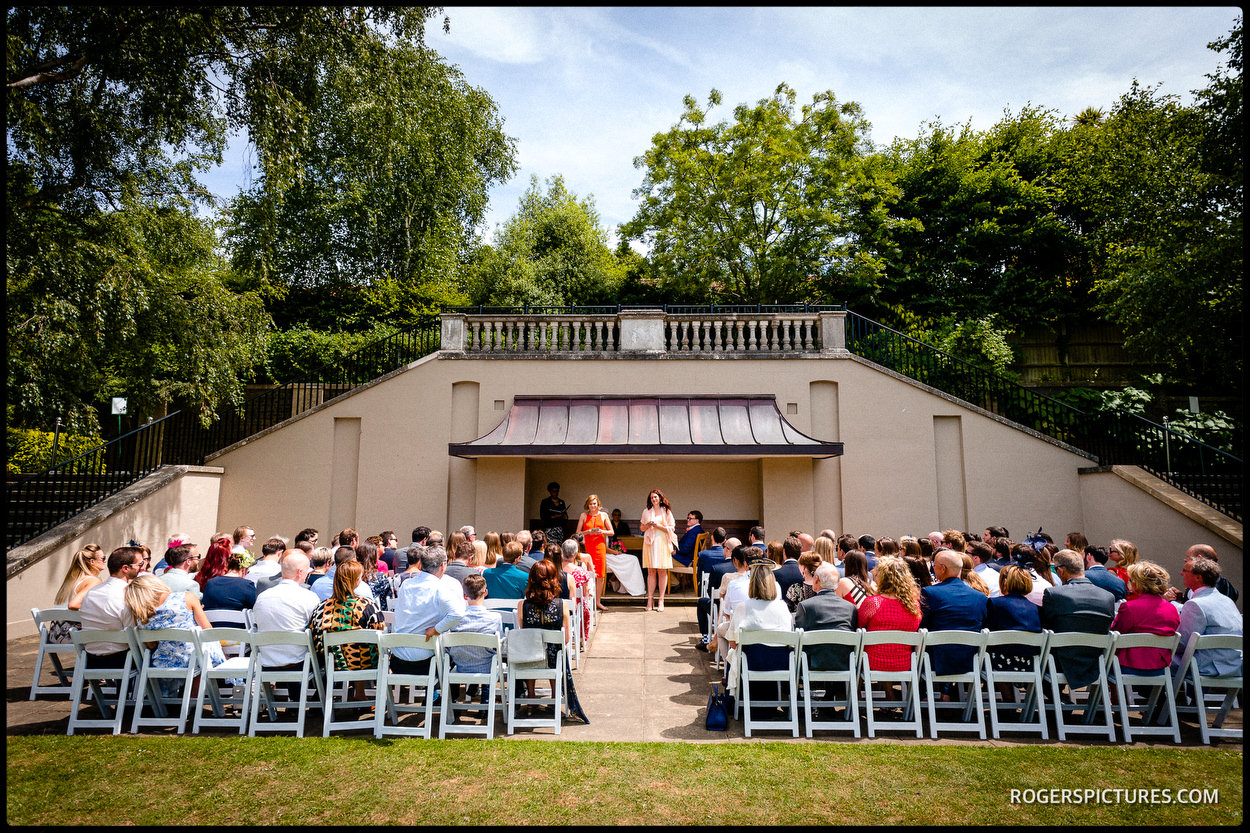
left=1041, top=549, right=1115, bottom=689
left=444, top=540, right=476, bottom=590
left=795, top=563, right=859, bottom=713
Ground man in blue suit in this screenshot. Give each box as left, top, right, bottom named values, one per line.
left=920, top=552, right=990, bottom=676
left=773, top=535, right=804, bottom=600
left=1083, top=546, right=1126, bottom=602
left=672, top=510, right=703, bottom=568
left=694, top=526, right=728, bottom=591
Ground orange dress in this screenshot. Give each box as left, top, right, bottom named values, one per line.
left=582, top=511, right=610, bottom=578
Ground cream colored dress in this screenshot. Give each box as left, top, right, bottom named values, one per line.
left=640, top=507, right=675, bottom=569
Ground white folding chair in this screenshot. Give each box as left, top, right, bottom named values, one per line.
left=799, top=628, right=862, bottom=738
left=506, top=629, right=565, bottom=735
left=1044, top=630, right=1116, bottom=741
left=1172, top=632, right=1243, bottom=743
left=980, top=629, right=1050, bottom=739
left=129, top=627, right=200, bottom=733
left=66, top=628, right=138, bottom=735
left=1107, top=631, right=1181, bottom=743
left=860, top=629, right=925, bottom=738
left=374, top=632, right=441, bottom=738
left=30, top=607, right=81, bottom=698
left=321, top=629, right=385, bottom=736
left=248, top=630, right=323, bottom=737
left=735, top=629, right=800, bottom=738
left=192, top=628, right=253, bottom=734
left=439, top=631, right=506, bottom=739
left=204, top=609, right=254, bottom=659
left=921, top=630, right=988, bottom=739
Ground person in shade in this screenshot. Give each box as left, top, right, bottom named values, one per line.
left=672, top=510, right=703, bottom=568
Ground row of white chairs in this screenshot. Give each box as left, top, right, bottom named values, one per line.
left=60, top=623, right=574, bottom=739
left=730, top=627, right=1242, bottom=743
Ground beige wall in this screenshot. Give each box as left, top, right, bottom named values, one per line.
left=7, top=468, right=223, bottom=639
left=1079, top=469, right=1242, bottom=607
left=210, top=354, right=1099, bottom=545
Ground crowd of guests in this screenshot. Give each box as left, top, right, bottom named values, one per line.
left=53, top=521, right=598, bottom=726
left=693, top=525, right=1242, bottom=712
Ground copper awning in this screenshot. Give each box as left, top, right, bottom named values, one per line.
left=449, top=395, right=843, bottom=458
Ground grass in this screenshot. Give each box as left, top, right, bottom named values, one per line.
left=6, top=736, right=1242, bottom=825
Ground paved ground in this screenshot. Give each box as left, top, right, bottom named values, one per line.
left=7, top=602, right=1241, bottom=747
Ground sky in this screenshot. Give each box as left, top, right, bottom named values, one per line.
left=203, top=6, right=1241, bottom=247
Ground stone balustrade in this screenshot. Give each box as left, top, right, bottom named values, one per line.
left=440, top=309, right=847, bottom=355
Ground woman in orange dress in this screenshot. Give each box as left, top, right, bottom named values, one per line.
left=575, top=494, right=614, bottom=611
left=640, top=488, right=676, bottom=611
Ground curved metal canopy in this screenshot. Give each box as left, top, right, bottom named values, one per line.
left=449, top=395, right=843, bottom=459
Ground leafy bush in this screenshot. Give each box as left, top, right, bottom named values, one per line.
left=7, top=426, right=105, bottom=476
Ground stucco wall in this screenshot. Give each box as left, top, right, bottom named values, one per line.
left=7, top=467, right=223, bottom=639
left=209, top=353, right=1101, bottom=546
left=1079, top=468, right=1242, bottom=607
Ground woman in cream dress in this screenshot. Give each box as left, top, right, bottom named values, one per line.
left=640, top=488, right=676, bottom=611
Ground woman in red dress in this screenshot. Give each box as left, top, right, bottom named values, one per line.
left=575, top=494, right=614, bottom=611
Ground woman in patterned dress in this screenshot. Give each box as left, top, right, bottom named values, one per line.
left=126, top=574, right=225, bottom=697
left=516, top=560, right=588, bottom=724
left=639, top=488, right=676, bottom=611
left=307, top=561, right=385, bottom=704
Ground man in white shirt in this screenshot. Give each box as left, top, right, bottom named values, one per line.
left=79, top=546, right=146, bottom=666
left=158, top=543, right=202, bottom=599
left=1172, top=557, right=1243, bottom=678
left=967, top=540, right=1001, bottom=598
left=246, top=537, right=286, bottom=585
left=311, top=546, right=376, bottom=603
left=251, top=552, right=318, bottom=673
left=390, top=546, right=466, bottom=675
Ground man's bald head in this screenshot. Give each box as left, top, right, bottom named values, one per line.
left=934, top=551, right=963, bottom=581
left=280, top=551, right=310, bottom=579
left=1185, top=543, right=1218, bottom=562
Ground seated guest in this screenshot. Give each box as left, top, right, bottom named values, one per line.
left=251, top=552, right=319, bottom=703
left=1040, top=549, right=1116, bottom=690
left=446, top=574, right=503, bottom=709
left=246, top=537, right=287, bottom=586
left=444, top=540, right=476, bottom=590
left=194, top=535, right=233, bottom=595
left=312, top=546, right=375, bottom=603
left=515, top=560, right=588, bottom=723
left=835, top=549, right=875, bottom=608
left=921, top=552, right=990, bottom=676
left=726, top=555, right=794, bottom=707
left=308, top=560, right=385, bottom=704
left=304, top=546, right=332, bottom=587
left=985, top=565, right=1042, bottom=673
left=858, top=556, right=922, bottom=699
left=1110, top=561, right=1180, bottom=674
left=811, top=535, right=836, bottom=568
left=1171, top=557, right=1242, bottom=678
left=202, top=555, right=258, bottom=610
left=357, top=541, right=392, bottom=610
left=1083, top=545, right=1127, bottom=602
left=1166, top=544, right=1239, bottom=604
left=79, top=546, right=147, bottom=667
left=673, top=510, right=703, bottom=568
left=560, top=539, right=594, bottom=642
left=784, top=551, right=823, bottom=613
left=377, top=530, right=398, bottom=571
left=516, top=536, right=539, bottom=572
left=127, top=574, right=225, bottom=696
left=365, top=536, right=389, bottom=573
left=903, top=555, right=933, bottom=590
left=483, top=531, right=505, bottom=569
left=773, top=536, right=804, bottom=601
left=543, top=543, right=571, bottom=600
left=483, top=541, right=530, bottom=600
left=705, top=542, right=749, bottom=653
left=795, top=562, right=859, bottom=676
left=609, top=509, right=632, bottom=551
left=960, top=553, right=993, bottom=597
left=529, top=529, right=546, bottom=556
left=966, top=541, right=1001, bottom=598
left=1107, top=538, right=1138, bottom=593
left=158, top=543, right=202, bottom=600
left=390, top=546, right=466, bottom=675
left=694, top=527, right=729, bottom=591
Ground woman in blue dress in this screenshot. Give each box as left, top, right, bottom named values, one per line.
left=126, top=575, right=226, bottom=696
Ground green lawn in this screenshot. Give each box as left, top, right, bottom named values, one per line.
left=6, top=736, right=1242, bottom=825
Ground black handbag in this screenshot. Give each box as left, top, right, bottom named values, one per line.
left=705, top=683, right=729, bottom=731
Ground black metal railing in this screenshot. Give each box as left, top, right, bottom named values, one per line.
left=846, top=312, right=1243, bottom=521
left=6, top=318, right=441, bottom=549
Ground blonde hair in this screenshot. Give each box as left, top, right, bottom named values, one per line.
left=1127, top=561, right=1169, bottom=596
left=584, top=494, right=603, bottom=511
left=960, top=554, right=991, bottom=597
left=873, top=556, right=921, bottom=619
left=124, top=575, right=171, bottom=625
left=55, top=544, right=102, bottom=605
left=812, top=536, right=836, bottom=564
left=1111, top=539, right=1138, bottom=569
left=472, top=539, right=489, bottom=567
left=748, top=564, right=778, bottom=601
left=483, top=531, right=502, bottom=563
left=999, top=565, right=1034, bottom=596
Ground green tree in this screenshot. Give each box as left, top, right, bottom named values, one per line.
left=463, top=175, right=624, bottom=307
left=621, top=84, right=903, bottom=304
left=226, top=39, right=517, bottom=322
left=6, top=7, right=445, bottom=430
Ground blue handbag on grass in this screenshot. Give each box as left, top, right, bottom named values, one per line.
left=705, top=683, right=729, bottom=731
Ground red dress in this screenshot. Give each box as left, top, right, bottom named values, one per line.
left=859, top=594, right=922, bottom=672
left=582, top=512, right=609, bottom=579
